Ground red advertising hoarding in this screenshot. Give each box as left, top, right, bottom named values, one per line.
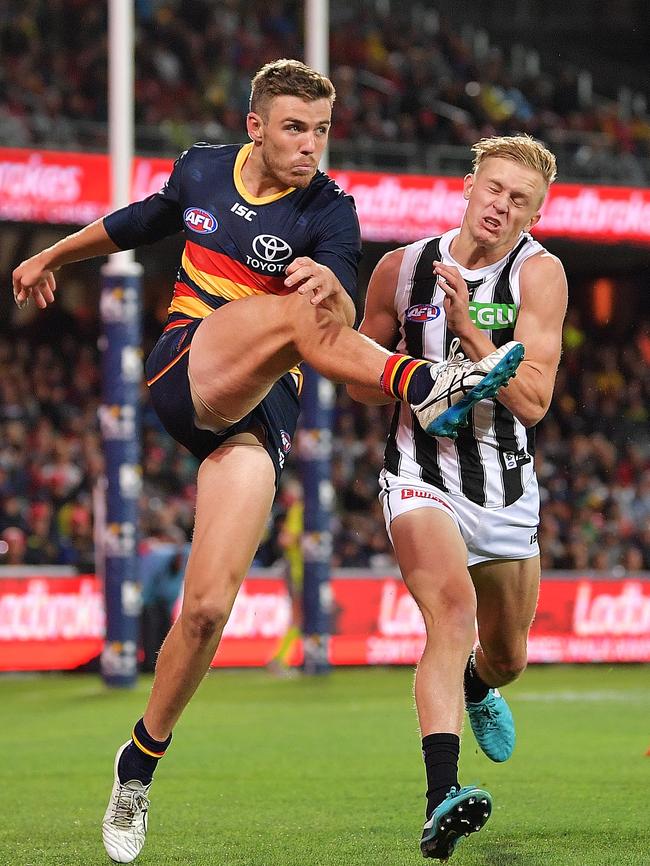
left=1, top=573, right=648, bottom=671
left=1, top=147, right=649, bottom=245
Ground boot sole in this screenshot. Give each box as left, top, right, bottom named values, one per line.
left=421, top=791, right=492, bottom=859
left=426, top=343, right=525, bottom=438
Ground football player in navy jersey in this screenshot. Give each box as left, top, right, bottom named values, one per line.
left=12, top=60, right=524, bottom=863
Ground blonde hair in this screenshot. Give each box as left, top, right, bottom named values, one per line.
left=472, top=134, right=557, bottom=187
left=250, top=59, right=335, bottom=118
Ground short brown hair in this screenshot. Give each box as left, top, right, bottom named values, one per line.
left=250, top=59, right=335, bottom=117
left=472, top=134, right=557, bottom=187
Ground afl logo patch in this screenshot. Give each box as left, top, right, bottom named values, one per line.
left=405, top=303, right=440, bottom=322
left=280, top=430, right=292, bottom=453
left=183, top=207, right=218, bottom=234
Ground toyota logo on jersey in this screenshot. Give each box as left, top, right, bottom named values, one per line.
left=183, top=207, right=218, bottom=234
left=252, top=234, right=293, bottom=262
left=405, top=303, right=441, bottom=322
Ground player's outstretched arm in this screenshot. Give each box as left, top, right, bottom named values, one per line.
left=346, top=249, right=403, bottom=405
left=12, top=218, right=120, bottom=309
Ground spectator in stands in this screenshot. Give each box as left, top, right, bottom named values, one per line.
left=0, top=526, right=27, bottom=566
left=58, top=503, right=95, bottom=573
left=1, top=1, right=648, bottom=182
left=23, top=501, right=60, bottom=565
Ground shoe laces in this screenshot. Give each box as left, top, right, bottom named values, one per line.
left=445, top=337, right=466, bottom=367
left=476, top=702, right=499, bottom=729
left=111, top=785, right=149, bottom=829
left=447, top=337, right=465, bottom=364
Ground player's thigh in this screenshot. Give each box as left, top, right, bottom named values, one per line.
left=390, top=507, right=475, bottom=615
left=188, top=294, right=304, bottom=422
left=470, top=555, right=540, bottom=653
left=181, top=439, right=276, bottom=615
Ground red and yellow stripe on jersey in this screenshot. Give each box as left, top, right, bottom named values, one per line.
left=168, top=241, right=292, bottom=319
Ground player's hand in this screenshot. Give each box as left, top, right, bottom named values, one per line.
left=284, top=256, right=341, bottom=306
left=433, top=261, right=473, bottom=338
left=12, top=254, right=58, bottom=310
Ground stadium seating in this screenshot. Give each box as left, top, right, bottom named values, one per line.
left=0, top=1, right=648, bottom=182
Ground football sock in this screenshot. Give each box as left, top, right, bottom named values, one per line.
left=422, top=733, right=460, bottom=818
left=117, top=717, right=172, bottom=786
left=464, top=651, right=491, bottom=704
left=380, top=354, right=432, bottom=404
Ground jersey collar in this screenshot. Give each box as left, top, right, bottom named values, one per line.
left=234, top=143, right=296, bottom=205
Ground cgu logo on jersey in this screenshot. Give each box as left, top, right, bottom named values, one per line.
left=469, top=302, right=518, bottom=329
left=405, top=303, right=441, bottom=322
left=183, top=207, right=218, bottom=234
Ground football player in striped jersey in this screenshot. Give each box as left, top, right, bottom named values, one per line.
left=348, top=135, right=567, bottom=859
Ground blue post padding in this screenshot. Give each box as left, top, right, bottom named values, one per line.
left=99, top=265, right=143, bottom=687
left=299, top=365, right=335, bottom=674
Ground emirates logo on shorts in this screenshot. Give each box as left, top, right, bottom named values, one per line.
left=400, top=488, right=452, bottom=511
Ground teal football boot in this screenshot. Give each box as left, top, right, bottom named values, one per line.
left=467, top=688, right=515, bottom=763
left=421, top=785, right=492, bottom=859
left=414, top=341, right=524, bottom=439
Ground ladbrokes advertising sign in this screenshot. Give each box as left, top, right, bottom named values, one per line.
left=1, top=147, right=649, bottom=245
left=0, top=573, right=648, bottom=670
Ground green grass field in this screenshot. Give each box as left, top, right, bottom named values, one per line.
left=1, top=665, right=648, bottom=866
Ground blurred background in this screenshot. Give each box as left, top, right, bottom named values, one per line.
left=0, top=0, right=648, bottom=674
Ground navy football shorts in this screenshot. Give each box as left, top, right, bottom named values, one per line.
left=145, top=318, right=300, bottom=488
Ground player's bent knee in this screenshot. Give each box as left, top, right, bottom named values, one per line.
left=181, top=596, right=234, bottom=642
left=485, top=651, right=527, bottom=684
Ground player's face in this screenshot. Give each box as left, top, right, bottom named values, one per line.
left=462, top=157, right=546, bottom=252
left=248, top=95, right=332, bottom=189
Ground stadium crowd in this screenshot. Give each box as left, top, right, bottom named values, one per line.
left=0, top=2, right=648, bottom=575
left=0, top=306, right=648, bottom=574
left=1, top=0, right=649, bottom=181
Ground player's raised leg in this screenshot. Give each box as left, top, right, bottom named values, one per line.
left=389, top=506, right=492, bottom=859
left=187, top=289, right=523, bottom=436
left=102, top=437, right=276, bottom=863
left=464, top=556, right=540, bottom=762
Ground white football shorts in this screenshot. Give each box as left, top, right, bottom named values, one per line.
left=378, top=468, right=540, bottom=566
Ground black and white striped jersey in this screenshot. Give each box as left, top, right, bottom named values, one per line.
left=384, top=228, right=543, bottom=508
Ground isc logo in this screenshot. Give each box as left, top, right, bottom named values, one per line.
left=231, top=202, right=257, bottom=221
left=183, top=207, right=218, bottom=234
